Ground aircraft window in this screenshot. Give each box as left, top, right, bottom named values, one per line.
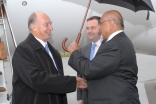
left=22, top=1, right=27, bottom=6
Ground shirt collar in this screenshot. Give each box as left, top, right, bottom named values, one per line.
left=34, top=36, right=47, bottom=47
left=106, top=30, right=123, bottom=42
left=92, top=38, right=103, bottom=47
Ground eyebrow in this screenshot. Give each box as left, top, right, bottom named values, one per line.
left=43, top=22, right=52, bottom=25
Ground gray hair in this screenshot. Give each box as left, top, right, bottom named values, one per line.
left=28, top=12, right=37, bottom=30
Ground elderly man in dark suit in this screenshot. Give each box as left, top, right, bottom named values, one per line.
left=12, top=11, right=87, bottom=104
left=77, top=16, right=103, bottom=104
left=68, top=10, right=140, bottom=104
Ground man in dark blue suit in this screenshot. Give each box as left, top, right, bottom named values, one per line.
left=68, top=10, right=140, bottom=104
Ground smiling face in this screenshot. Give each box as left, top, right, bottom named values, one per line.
left=31, top=12, right=53, bottom=42
left=86, top=19, right=101, bottom=43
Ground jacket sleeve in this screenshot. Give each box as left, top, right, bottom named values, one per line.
left=77, top=72, right=82, bottom=100
left=68, top=41, right=120, bottom=80
left=12, top=45, right=76, bottom=94
left=76, top=48, right=83, bottom=100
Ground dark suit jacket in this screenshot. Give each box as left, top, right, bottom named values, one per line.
left=69, top=32, right=140, bottom=104
left=12, top=33, right=76, bottom=104
left=77, top=43, right=92, bottom=104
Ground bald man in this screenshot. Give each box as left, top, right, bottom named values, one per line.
left=68, top=10, right=140, bottom=104
left=12, top=12, right=87, bottom=104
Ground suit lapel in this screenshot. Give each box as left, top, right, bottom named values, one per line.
left=47, top=42, right=64, bottom=75
left=27, top=34, right=46, bottom=52
left=27, top=34, right=62, bottom=74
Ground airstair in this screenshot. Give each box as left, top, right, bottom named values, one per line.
left=0, top=0, right=17, bottom=103
left=0, top=60, right=9, bottom=104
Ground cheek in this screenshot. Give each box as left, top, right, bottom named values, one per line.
left=86, top=31, right=89, bottom=34
left=100, top=26, right=103, bottom=31
left=101, top=26, right=107, bottom=33
left=98, top=30, right=101, bottom=35
left=100, top=27, right=104, bottom=34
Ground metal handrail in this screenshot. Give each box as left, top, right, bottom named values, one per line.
left=0, top=1, right=17, bottom=74
left=3, top=2, right=17, bottom=47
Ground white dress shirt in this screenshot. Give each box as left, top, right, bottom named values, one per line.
left=35, top=37, right=59, bottom=73
left=92, top=38, right=103, bottom=58
left=106, top=30, right=123, bottom=42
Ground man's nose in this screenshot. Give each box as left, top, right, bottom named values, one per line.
left=49, top=25, right=53, bottom=30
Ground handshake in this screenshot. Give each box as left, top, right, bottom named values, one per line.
left=76, top=77, right=87, bottom=89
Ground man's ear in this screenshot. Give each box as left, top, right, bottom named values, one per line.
left=31, top=24, right=37, bottom=31
left=109, top=21, right=114, bottom=30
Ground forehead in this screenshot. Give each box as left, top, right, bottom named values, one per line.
left=87, top=19, right=98, bottom=26
left=37, top=14, right=51, bottom=23
left=100, top=13, right=108, bottom=21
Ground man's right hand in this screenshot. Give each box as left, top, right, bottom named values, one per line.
left=67, top=40, right=80, bottom=53
left=78, top=100, right=83, bottom=104
left=76, top=77, right=87, bottom=89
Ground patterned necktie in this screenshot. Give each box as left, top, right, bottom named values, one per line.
left=90, top=44, right=96, bottom=60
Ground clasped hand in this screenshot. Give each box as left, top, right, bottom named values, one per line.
left=76, top=77, right=87, bottom=89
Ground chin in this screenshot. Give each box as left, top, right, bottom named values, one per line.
left=45, top=37, right=50, bottom=41
left=47, top=37, right=51, bottom=39
left=47, top=35, right=51, bottom=38
left=89, top=36, right=94, bottom=40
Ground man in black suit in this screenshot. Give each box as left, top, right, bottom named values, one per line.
left=12, top=11, right=87, bottom=104
left=77, top=16, right=103, bottom=104
left=68, top=10, right=140, bottom=104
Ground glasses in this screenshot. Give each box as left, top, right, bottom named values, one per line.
left=100, top=20, right=113, bottom=25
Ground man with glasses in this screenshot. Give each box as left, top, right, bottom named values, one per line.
left=68, top=10, right=140, bottom=104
